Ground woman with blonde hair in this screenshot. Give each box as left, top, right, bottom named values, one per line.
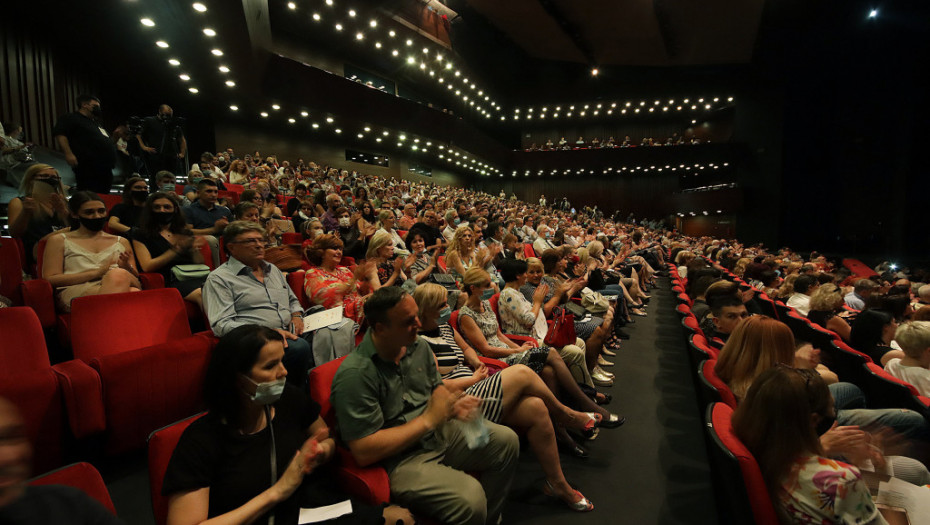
left=375, top=209, right=408, bottom=256
left=807, top=283, right=853, bottom=341
left=7, top=163, right=70, bottom=265
left=413, top=283, right=597, bottom=509
left=361, top=230, right=407, bottom=290
left=445, top=224, right=497, bottom=287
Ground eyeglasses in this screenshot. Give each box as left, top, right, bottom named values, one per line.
left=231, top=238, right=267, bottom=247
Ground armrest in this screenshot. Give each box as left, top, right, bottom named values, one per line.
left=478, top=356, right=509, bottom=374
left=139, top=272, right=165, bottom=289
left=504, top=334, right=537, bottom=347
left=22, top=278, right=57, bottom=329
left=333, top=446, right=391, bottom=505
left=51, top=360, right=106, bottom=438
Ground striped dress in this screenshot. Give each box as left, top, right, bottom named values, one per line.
left=419, top=325, right=504, bottom=423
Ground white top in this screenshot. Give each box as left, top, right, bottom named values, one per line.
left=884, top=358, right=930, bottom=397
left=787, top=292, right=811, bottom=316
left=62, top=235, right=125, bottom=277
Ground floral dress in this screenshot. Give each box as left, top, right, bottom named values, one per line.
left=777, top=455, right=887, bottom=525
left=458, top=301, right=548, bottom=373
left=303, top=266, right=365, bottom=322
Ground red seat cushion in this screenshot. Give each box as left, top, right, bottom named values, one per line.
left=287, top=270, right=309, bottom=310
left=148, top=413, right=205, bottom=525
left=30, top=462, right=116, bottom=514
left=0, top=238, right=24, bottom=305
left=71, top=288, right=191, bottom=361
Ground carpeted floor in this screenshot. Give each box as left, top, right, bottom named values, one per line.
left=102, top=275, right=718, bottom=524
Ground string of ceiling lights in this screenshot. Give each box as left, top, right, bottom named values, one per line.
left=512, top=161, right=731, bottom=177
left=508, top=97, right=735, bottom=122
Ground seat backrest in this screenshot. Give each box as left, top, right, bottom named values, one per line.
left=705, top=403, right=779, bottom=525
left=701, top=359, right=736, bottom=408
left=282, top=232, right=303, bottom=245
left=0, top=238, right=24, bottom=304
left=225, top=183, right=245, bottom=192
left=0, top=307, right=51, bottom=371
left=147, top=413, right=205, bottom=525
left=308, top=355, right=348, bottom=428
left=97, top=193, right=121, bottom=213
left=697, top=359, right=722, bottom=409
left=688, top=333, right=718, bottom=366
left=437, top=255, right=447, bottom=272
left=71, top=288, right=191, bottom=361
left=524, top=243, right=536, bottom=259
left=823, top=339, right=871, bottom=384
left=287, top=270, right=309, bottom=309
left=489, top=293, right=501, bottom=324
left=30, top=461, right=117, bottom=515
left=862, top=362, right=928, bottom=412
left=677, top=292, right=692, bottom=307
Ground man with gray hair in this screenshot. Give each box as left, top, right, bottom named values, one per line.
left=845, top=278, right=877, bottom=310
left=202, top=221, right=311, bottom=388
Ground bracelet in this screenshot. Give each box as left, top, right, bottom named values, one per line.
left=290, top=312, right=302, bottom=318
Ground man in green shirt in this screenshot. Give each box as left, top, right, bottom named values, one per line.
left=331, top=287, right=519, bottom=525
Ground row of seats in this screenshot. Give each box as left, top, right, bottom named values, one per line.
left=667, top=259, right=930, bottom=524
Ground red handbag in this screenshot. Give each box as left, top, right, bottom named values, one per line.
left=544, top=306, right=576, bottom=348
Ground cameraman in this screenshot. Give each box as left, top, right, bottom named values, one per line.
left=137, top=104, right=187, bottom=180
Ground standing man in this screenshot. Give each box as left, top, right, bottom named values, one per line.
left=52, top=94, right=117, bottom=193
left=331, top=287, right=519, bottom=525
left=137, top=104, right=187, bottom=181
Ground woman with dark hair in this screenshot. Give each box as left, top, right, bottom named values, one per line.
left=131, top=192, right=207, bottom=309
left=850, top=309, right=904, bottom=366
left=732, top=366, right=889, bottom=525
left=42, top=191, right=140, bottom=311
left=356, top=200, right=379, bottom=238
left=163, top=325, right=412, bottom=525
left=108, top=176, right=149, bottom=235
left=404, top=230, right=441, bottom=284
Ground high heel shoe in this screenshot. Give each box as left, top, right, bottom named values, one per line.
left=558, top=439, right=589, bottom=459
left=598, top=413, right=626, bottom=429
left=597, top=355, right=614, bottom=367
left=602, top=348, right=617, bottom=357
left=544, top=481, right=594, bottom=512
left=595, top=392, right=613, bottom=405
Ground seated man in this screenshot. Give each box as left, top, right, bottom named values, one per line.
left=0, top=397, right=124, bottom=524
left=786, top=273, right=819, bottom=316
left=705, top=293, right=749, bottom=348
left=202, top=221, right=311, bottom=388
left=331, top=287, right=519, bottom=525
left=183, top=178, right=232, bottom=268
left=845, top=278, right=877, bottom=311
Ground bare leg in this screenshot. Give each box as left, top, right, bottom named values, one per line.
left=497, top=365, right=590, bottom=429
left=185, top=288, right=204, bottom=311
left=546, top=349, right=608, bottom=417
left=97, top=268, right=134, bottom=295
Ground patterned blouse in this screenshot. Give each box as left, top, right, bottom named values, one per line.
left=777, top=456, right=887, bottom=525
left=498, top=287, right=538, bottom=338
left=303, top=266, right=365, bottom=322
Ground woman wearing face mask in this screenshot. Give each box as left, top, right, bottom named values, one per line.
left=333, top=207, right=366, bottom=261
left=291, top=200, right=315, bottom=234
left=132, top=192, right=207, bottom=310
left=413, top=283, right=597, bottom=511
left=458, top=268, right=623, bottom=428
left=42, top=191, right=141, bottom=311
left=163, top=324, right=412, bottom=525
left=303, top=218, right=324, bottom=240
left=8, top=164, right=71, bottom=265
left=108, top=176, right=150, bottom=235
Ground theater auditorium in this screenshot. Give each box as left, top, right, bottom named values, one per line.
left=2, top=0, right=929, bottom=523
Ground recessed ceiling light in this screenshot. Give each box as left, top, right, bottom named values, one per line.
left=261, top=112, right=269, bottom=117
left=225, top=80, right=235, bottom=87
left=335, top=129, right=342, bottom=133
left=287, top=2, right=296, bottom=9
left=179, top=74, right=190, bottom=81
left=591, top=68, right=599, bottom=76
left=168, top=58, right=180, bottom=66
left=211, top=48, right=223, bottom=56
left=312, top=13, right=321, bottom=21
left=141, top=18, right=155, bottom=27
left=288, top=118, right=296, bottom=123
left=218, top=65, right=229, bottom=73
left=369, top=20, right=377, bottom=28
left=335, top=23, right=343, bottom=31
left=406, top=39, right=413, bottom=46
left=348, top=9, right=356, bottom=16
left=312, top=123, right=320, bottom=128
left=325, top=0, right=333, bottom=5
left=229, top=105, right=238, bottom=111
left=375, top=42, right=381, bottom=48
left=300, top=111, right=309, bottom=117
left=389, top=30, right=395, bottom=37
left=192, top=3, right=207, bottom=12
left=355, top=32, right=364, bottom=40
left=272, top=104, right=280, bottom=110
left=188, top=87, right=199, bottom=93
left=203, top=28, right=216, bottom=37
left=326, top=117, right=334, bottom=123
left=156, top=41, right=169, bottom=48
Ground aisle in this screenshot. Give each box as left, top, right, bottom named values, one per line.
left=503, top=277, right=718, bottom=524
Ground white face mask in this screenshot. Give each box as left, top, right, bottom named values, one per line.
left=339, top=217, right=351, bottom=227
left=312, top=229, right=323, bottom=238
left=242, top=375, right=286, bottom=405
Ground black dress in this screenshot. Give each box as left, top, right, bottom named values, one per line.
left=130, top=228, right=205, bottom=297
left=163, top=387, right=381, bottom=524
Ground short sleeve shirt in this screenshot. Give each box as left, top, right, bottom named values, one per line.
left=51, top=112, right=115, bottom=168
left=330, top=331, right=442, bottom=468
left=182, top=200, right=233, bottom=229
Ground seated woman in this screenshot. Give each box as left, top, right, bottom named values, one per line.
left=457, top=268, right=623, bottom=427
left=356, top=201, right=379, bottom=239
left=850, top=309, right=904, bottom=366
left=445, top=225, right=498, bottom=290
left=131, top=192, right=207, bottom=310
left=162, top=324, right=411, bottom=525
left=732, top=366, right=892, bottom=525
left=107, top=176, right=149, bottom=236
left=42, top=191, right=140, bottom=312
left=586, top=241, right=648, bottom=312
left=413, top=283, right=596, bottom=509
left=362, top=230, right=407, bottom=291
left=404, top=230, right=442, bottom=284
left=332, top=206, right=367, bottom=261
left=226, top=159, right=250, bottom=185
left=716, top=315, right=930, bottom=486
left=497, top=258, right=603, bottom=394
left=303, top=234, right=371, bottom=322
left=181, top=170, right=205, bottom=203
left=375, top=209, right=409, bottom=257
left=7, top=163, right=70, bottom=266
left=807, top=283, right=853, bottom=341
left=255, top=181, right=283, bottom=218
left=291, top=199, right=315, bottom=235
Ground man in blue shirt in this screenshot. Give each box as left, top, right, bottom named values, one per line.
left=183, top=179, right=232, bottom=267
left=202, top=221, right=311, bottom=388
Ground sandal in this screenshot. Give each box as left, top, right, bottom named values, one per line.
left=544, top=481, right=594, bottom=512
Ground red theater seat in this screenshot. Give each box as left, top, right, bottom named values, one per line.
left=29, top=462, right=117, bottom=515
left=282, top=232, right=303, bottom=244
left=287, top=270, right=309, bottom=309
left=0, top=307, right=69, bottom=474
left=147, top=413, right=206, bottom=525
left=700, top=359, right=736, bottom=409
left=450, top=309, right=533, bottom=367
left=705, top=403, right=778, bottom=525
left=97, top=193, right=121, bottom=213
left=70, top=288, right=192, bottom=361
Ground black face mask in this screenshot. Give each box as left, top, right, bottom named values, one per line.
left=131, top=190, right=149, bottom=201
left=35, top=178, right=60, bottom=188
left=160, top=113, right=172, bottom=121
left=79, top=216, right=106, bottom=232
left=815, top=412, right=836, bottom=436
left=153, top=212, right=174, bottom=225
left=89, top=105, right=102, bottom=116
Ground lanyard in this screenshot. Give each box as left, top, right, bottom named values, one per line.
left=266, top=405, right=276, bottom=525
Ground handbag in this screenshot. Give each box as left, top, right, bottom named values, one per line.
left=544, top=306, right=576, bottom=348
left=580, top=287, right=609, bottom=314
left=170, top=263, right=211, bottom=281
